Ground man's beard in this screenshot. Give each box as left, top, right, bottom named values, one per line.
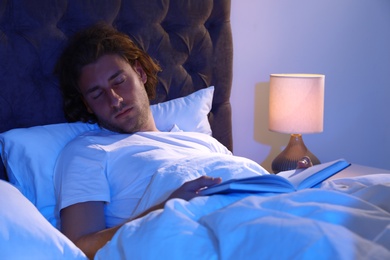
left=98, top=103, right=150, bottom=134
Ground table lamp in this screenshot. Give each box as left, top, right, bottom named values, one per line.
left=269, top=74, right=325, bottom=173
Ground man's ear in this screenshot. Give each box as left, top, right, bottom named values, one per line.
left=134, top=60, right=147, bottom=84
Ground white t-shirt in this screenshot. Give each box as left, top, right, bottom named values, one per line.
left=54, top=129, right=231, bottom=228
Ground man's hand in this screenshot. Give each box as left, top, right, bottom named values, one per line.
left=168, top=176, right=222, bottom=201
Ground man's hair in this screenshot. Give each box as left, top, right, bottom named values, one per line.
left=55, top=23, right=161, bottom=123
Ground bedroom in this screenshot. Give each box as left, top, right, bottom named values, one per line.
left=1, top=0, right=390, bottom=259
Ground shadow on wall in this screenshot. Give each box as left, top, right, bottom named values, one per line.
left=253, top=82, right=289, bottom=172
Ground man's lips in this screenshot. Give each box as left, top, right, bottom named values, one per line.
left=114, top=107, right=132, bottom=119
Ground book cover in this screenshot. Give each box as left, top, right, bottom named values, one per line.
left=199, top=159, right=351, bottom=195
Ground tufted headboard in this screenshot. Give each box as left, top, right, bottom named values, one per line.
left=0, top=0, right=233, bottom=179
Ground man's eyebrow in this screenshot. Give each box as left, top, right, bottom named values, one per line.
left=108, top=69, right=124, bottom=81
left=84, top=69, right=124, bottom=95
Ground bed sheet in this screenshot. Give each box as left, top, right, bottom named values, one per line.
left=95, top=159, right=390, bottom=259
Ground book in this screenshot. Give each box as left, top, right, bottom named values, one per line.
left=199, top=159, right=351, bottom=195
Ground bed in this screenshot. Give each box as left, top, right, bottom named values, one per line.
left=1, top=1, right=390, bottom=259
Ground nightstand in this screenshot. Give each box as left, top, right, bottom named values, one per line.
left=328, top=163, right=390, bottom=180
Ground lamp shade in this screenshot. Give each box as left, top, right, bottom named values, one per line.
left=269, top=74, right=325, bottom=134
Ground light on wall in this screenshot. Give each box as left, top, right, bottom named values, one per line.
left=269, top=74, right=325, bottom=173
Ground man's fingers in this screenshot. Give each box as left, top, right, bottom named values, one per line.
left=185, top=176, right=222, bottom=191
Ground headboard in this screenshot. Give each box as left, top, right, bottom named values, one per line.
left=0, top=0, right=233, bottom=179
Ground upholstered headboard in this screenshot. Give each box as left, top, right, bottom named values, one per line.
left=0, top=0, right=233, bottom=179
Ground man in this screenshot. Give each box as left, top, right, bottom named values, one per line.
left=55, top=24, right=311, bottom=258
left=54, top=24, right=227, bottom=258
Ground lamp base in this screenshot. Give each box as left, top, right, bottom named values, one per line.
left=272, top=134, right=320, bottom=174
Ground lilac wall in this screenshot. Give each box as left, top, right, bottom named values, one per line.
left=231, top=0, right=390, bottom=171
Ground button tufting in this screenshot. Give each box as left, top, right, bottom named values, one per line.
left=0, top=0, right=233, bottom=152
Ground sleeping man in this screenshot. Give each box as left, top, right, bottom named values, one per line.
left=54, top=23, right=311, bottom=259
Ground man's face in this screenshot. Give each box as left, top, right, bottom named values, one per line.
left=78, top=54, right=154, bottom=133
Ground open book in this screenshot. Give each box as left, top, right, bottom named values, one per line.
left=199, top=159, right=351, bottom=195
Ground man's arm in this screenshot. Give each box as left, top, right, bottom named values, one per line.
left=60, top=175, right=222, bottom=259
left=60, top=201, right=120, bottom=259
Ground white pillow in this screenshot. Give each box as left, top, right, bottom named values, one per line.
left=1, top=122, right=99, bottom=227
left=0, top=86, right=214, bottom=228
left=0, top=180, right=87, bottom=259
left=151, top=86, right=213, bottom=134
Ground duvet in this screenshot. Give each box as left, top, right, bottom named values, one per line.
left=95, top=158, right=390, bottom=259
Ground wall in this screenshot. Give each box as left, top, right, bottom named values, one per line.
left=230, top=0, right=390, bottom=172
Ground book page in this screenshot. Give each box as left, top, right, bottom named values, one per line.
left=199, top=173, right=295, bottom=195
left=199, top=159, right=350, bottom=195
left=279, top=159, right=349, bottom=190
left=235, top=174, right=295, bottom=189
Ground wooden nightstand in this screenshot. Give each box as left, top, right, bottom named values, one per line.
left=328, top=163, right=390, bottom=180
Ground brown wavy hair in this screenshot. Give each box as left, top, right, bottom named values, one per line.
left=55, top=23, right=161, bottom=123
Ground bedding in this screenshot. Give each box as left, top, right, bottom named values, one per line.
left=0, top=180, right=87, bottom=259
left=0, top=87, right=214, bottom=228
left=1, top=0, right=389, bottom=259
left=95, top=169, right=390, bottom=259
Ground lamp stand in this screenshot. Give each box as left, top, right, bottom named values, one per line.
left=272, top=134, right=320, bottom=173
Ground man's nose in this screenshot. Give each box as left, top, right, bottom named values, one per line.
left=109, top=88, right=123, bottom=108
